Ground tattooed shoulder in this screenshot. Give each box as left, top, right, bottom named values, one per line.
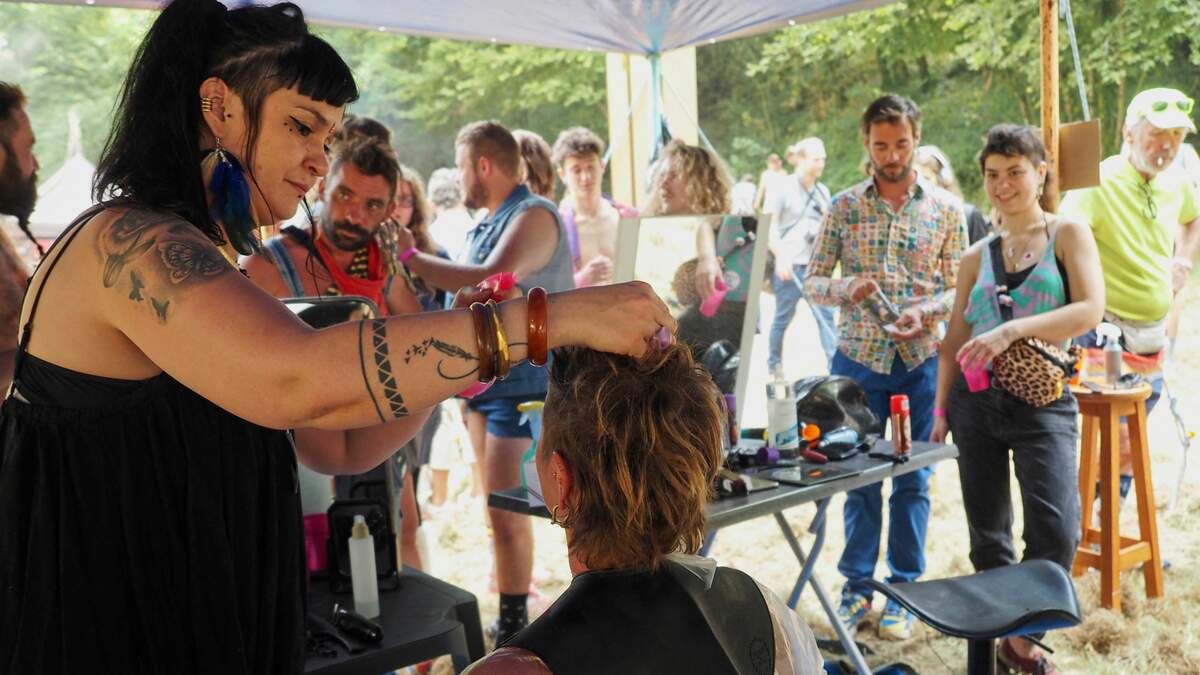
left=96, top=207, right=233, bottom=322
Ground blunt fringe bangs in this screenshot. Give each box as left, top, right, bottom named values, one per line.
left=95, top=0, right=357, bottom=243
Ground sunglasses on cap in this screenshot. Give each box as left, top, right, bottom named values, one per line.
left=1131, top=95, right=1195, bottom=119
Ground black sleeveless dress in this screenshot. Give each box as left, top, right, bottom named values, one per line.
left=0, top=208, right=305, bottom=674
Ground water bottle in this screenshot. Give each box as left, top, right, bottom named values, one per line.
left=348, top=514, right=380, bottom=619
left=766, top=379, right=799, bottom=451
left=1096, top=323, right=1122, bottom=385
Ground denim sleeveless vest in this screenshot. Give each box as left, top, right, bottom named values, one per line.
left=466, top=184, right=576, bottom=401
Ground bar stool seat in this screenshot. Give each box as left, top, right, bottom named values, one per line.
left=865, top=560, right=1081, bottom=675
left=1071, top=382, right=1163, bottom=610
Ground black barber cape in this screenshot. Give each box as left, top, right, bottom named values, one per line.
left=504, top=559, right=775, bottom=675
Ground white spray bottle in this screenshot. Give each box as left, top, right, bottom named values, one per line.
left=348, top=514, right=380, bottom=619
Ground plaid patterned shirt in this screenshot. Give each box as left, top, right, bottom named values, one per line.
left=805, top=176, right=967, bottom=374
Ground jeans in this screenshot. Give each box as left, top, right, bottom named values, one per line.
left=831, top=350, right=936, bottom=599
left=768, top=264, right=838, bottom=372
left=948, top=378, right=1081, bottom=573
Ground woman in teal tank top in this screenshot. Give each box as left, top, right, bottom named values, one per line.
left=929, top=125, right=1106, bottom=674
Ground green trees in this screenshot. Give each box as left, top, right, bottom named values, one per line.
left=2, top=0, right=1198, bottom=206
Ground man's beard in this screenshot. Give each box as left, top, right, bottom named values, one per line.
left=0, top=148, right=37, bottom=225
left=871, top=156, right=913, bottom=184
left=320, top=217, right=375, bottom=252
left=1130, top=147, right=1176, bottom=177
left=462, top=180, right=488, bottom=210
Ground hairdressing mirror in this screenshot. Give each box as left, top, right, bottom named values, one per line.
left=614, top=214, right=768, bottom=418
left=281, top=295, right=379, bottom=330
left=282, top=295, right=382, bottom=520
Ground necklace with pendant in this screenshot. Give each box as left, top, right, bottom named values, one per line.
left=1001, top=210, right=1049, bottom=271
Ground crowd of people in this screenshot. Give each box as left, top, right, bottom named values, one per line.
left=0, top=0, right=1198, bottom=673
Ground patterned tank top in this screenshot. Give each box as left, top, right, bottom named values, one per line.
left=963, top=225, right=1068, bottom=339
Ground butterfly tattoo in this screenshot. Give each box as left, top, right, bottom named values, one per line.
left=159, top=240, right=227, bottom=284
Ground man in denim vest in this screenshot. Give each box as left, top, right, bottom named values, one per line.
left=399, top=120, right=576, bottom=642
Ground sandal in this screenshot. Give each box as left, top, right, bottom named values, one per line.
left=997, top=637, right=1061, bottom=675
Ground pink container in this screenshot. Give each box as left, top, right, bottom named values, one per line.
left=699, top=277, right=729, bottom=317
left=458, top=379, right=495, bottom=399
left=303, top=513, right=330, bottom=575
left=962, top=363, right=991, bottom=392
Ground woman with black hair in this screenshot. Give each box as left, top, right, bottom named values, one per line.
left=0, top=1, right=673, bottom=672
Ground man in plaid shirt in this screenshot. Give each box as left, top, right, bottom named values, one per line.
left=805, top=95, right=966, bottom=641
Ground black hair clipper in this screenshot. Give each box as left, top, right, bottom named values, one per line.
left=331, top=603, right=384, bottom=643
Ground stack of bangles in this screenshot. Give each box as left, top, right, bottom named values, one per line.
left=470, top=287, right=548, bottom=383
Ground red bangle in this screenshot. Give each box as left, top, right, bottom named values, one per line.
left=527, top=287, right=548, bottom=366
left=398, top=247, right=419, bottom=263
left=470, top=302, right=495, bottom=383
left=933, top=407, right=947, bottom=418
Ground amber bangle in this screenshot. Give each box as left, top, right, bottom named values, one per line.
left=526, top=287, right=548, bottom=367
left=486, top=299, right=511, bottom=379
left=470, top=302, right=495, bottom=383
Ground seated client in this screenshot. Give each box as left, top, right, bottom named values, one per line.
left=466, top=345, right=822, bottom=674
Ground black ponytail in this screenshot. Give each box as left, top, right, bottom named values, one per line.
left=94, top=0, right=357, bottom=242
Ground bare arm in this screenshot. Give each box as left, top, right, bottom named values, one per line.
left=463, top=648, right=554, bottom=675
left=1173, top=215, right=1200, bottom=294
left=92, top=208, right=673, bottom=435
left=243, top=246, right=437, bottom=473
left=0, top=348, right=14, bottom=396
left=933, top=245, right=981, bottom=414
left=403, top=206, right=560, bottom=291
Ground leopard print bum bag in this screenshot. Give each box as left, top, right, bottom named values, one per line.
left=987, top=236, right=1081, bottom=407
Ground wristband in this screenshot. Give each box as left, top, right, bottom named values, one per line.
left=397, top=247, right=419, bottom=263
left=1172, top=256, right=1193, bottom=270
left=933, top=407, right=947, bottom=419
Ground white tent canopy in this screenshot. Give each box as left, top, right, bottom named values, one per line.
left=36, top=0, right=893, bottom=53
left=29, top=107, right=96, bottom=239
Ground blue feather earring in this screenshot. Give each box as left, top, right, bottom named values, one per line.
left=206, top=138, right=261, bottom=256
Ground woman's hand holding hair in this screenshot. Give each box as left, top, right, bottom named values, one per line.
left=548, top=282, right=676, bottom=359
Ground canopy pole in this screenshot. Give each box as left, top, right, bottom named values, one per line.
left=1040, top=0, right=1060, bottom=212
left=650, top=53, right=664, bottom=154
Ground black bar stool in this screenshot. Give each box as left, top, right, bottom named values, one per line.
left=865, top=560, right=1081, bottom=675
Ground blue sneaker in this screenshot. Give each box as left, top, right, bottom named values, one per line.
left=836, top=588, right=871, bottom=634
left=878, top=599, right=913, bottom=640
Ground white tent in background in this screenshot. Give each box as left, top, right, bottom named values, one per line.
left=34, top=1, right=892, bottom=53
left=29, top=106, right=96, bottom=240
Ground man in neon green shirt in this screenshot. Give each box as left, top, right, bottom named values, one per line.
left=1061, top=87, right=1200, bottom=499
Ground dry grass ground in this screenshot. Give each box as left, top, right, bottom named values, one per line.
left=417, top=274, right=1200, bottom=674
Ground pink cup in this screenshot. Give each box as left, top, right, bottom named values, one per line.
left=961, top=363, right=991, bottom=392
left=699, top=277, right=729, bottom=317
left=303, top=513, right=330, bottom=574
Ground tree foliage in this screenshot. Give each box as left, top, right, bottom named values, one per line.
left=2, top=0, right=1198, bottom=207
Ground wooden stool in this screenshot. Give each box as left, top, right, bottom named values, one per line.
left=1071, top=383, right=1163, bottom=610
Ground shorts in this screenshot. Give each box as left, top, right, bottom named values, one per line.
left=466, top=393, right=544, bottom=439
